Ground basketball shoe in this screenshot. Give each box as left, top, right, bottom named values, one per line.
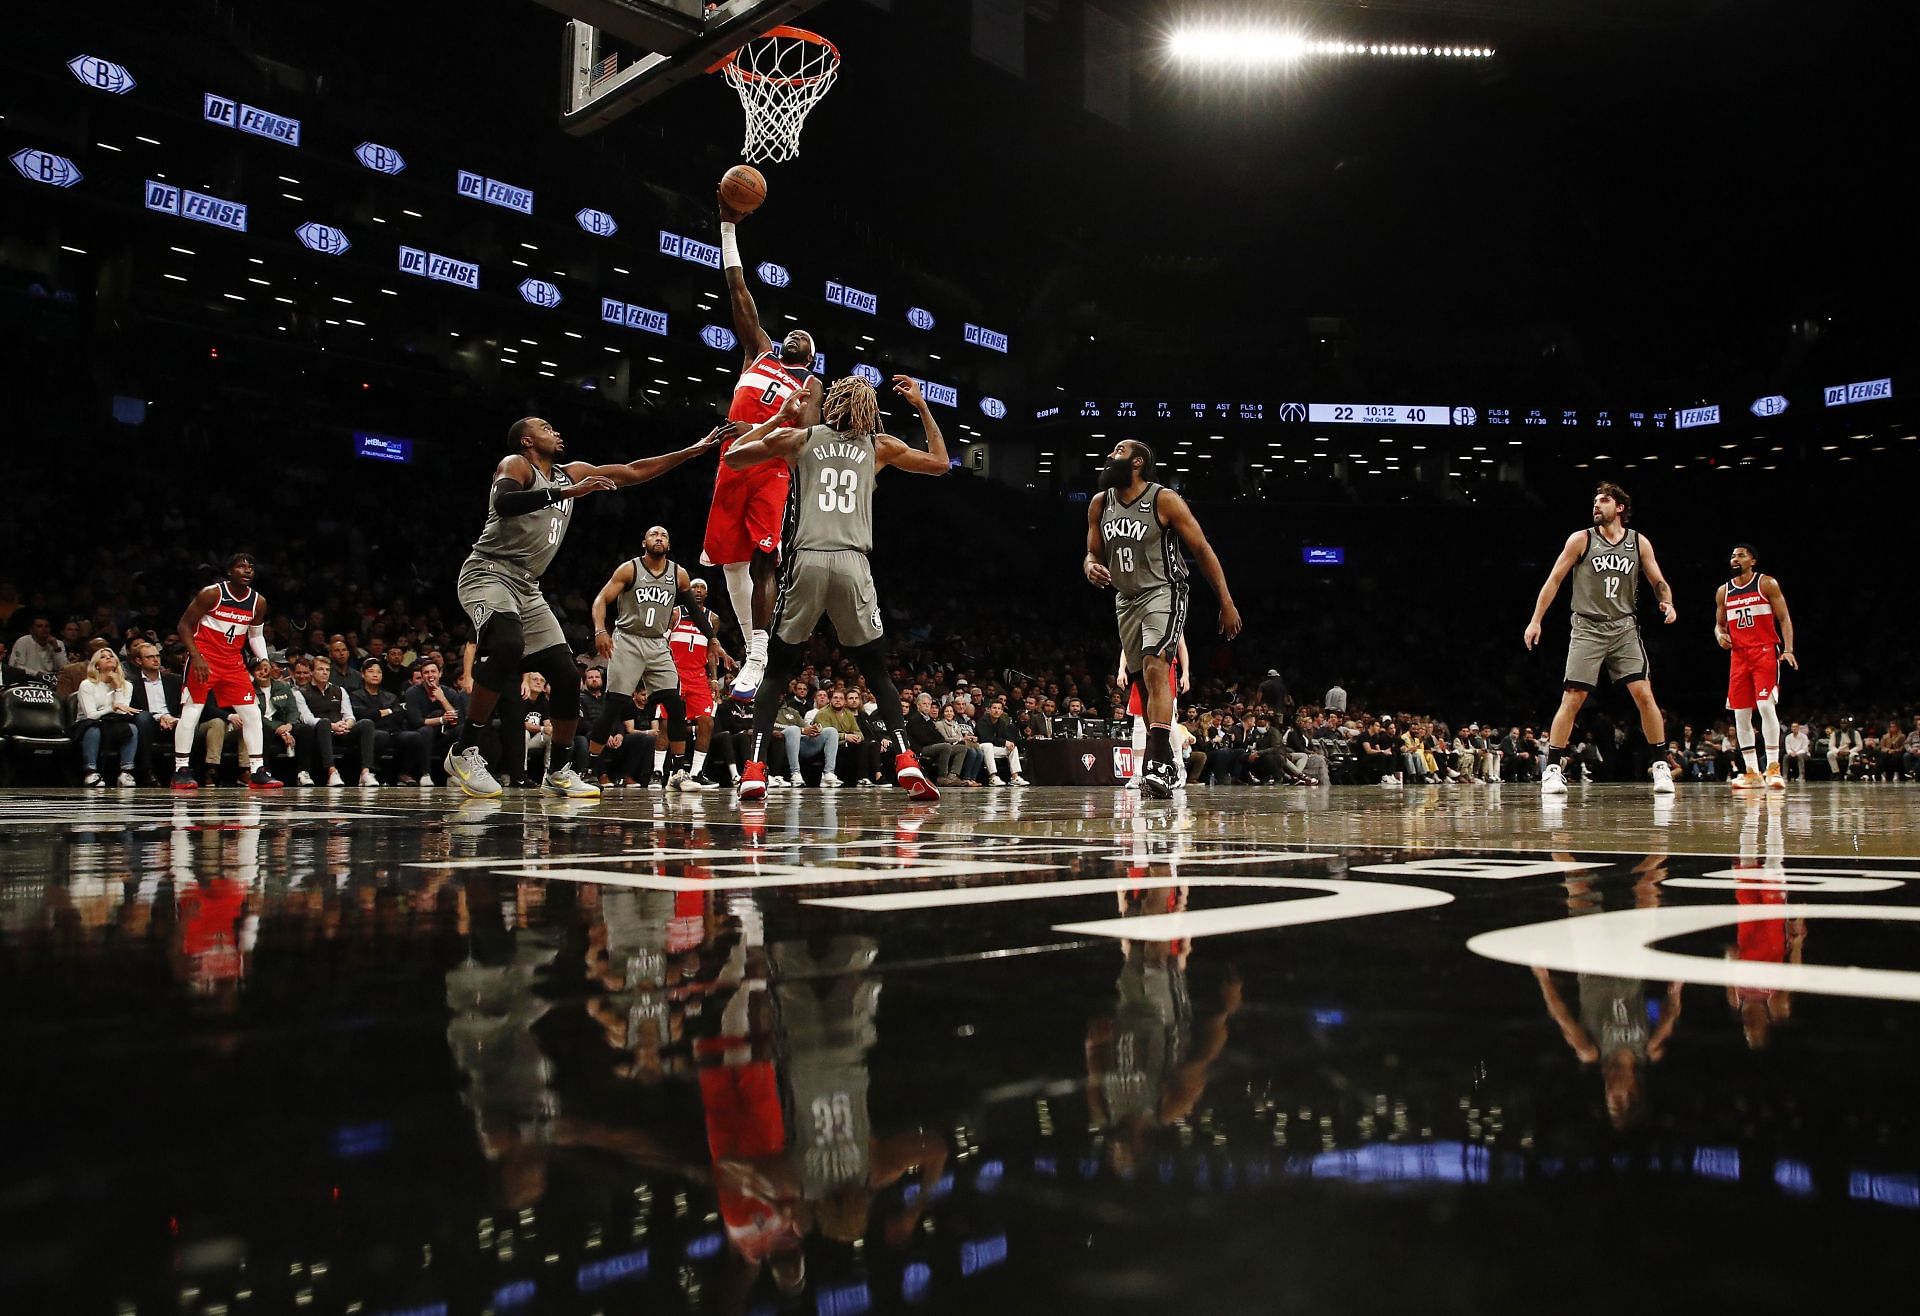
left=894, top=751, right=940, bottom=801
left=1540, top=762, right=1568, bottom=795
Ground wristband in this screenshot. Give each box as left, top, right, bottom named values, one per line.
left=719, top=222, right=741, bottom=271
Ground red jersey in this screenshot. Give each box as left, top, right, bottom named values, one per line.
left=668, top=614, right=713, bottom=695
left=726, top=350, right=811, bottom=427
left=195, top=584, right=260, bottom=669
left=1724, top=575, right=1780, bottom=651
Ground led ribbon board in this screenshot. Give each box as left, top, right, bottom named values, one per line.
left=602, top=298, right=668, bottom=335
left=659, top=231, right=720, bottom=268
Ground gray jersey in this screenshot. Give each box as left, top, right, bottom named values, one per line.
left=1570, top=526, right=1641, bottom=621
left=1099, top=484, right=1186, bottom=600
left=789, top=425, right=876, bottom=554
left=614, top=556, right=679, bottom=638
left=772, top=937, right=880, bottom=1200
left=471, top=461, right=574, bottom=579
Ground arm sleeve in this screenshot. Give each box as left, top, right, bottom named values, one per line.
left=247, top=625, right=268, bottom=663
left=680, top=595, right=715, bottom=640
left=491, top=478, right=554, bottom=516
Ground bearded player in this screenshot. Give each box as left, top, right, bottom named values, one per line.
left=1086, top=440, right=1242, bottom=799
left=1716, top=543, right=1798, bottom=791
left=709, top=190, right=824, bottom=707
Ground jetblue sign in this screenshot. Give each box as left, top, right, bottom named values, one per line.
left=10, top=148, right=82, bottom=188
left=700, top=325, right=739, bottom=352
left=1675, top=404, right=1721, bottom=430
left=825, top=280, right=878, bottom=315
left=144, top=180, right=247, bottom=233
left=964, top=322, right=1009, bottom=354
left=1824, top=377, right=1892, bottom=407
left=518, top=279, right=563, bottom=309
left=1749, top=394, right=1789, bottom=418
left=354, top=432, right=413, bottom=464
left=457, top=170, right=533, bottom=214
left=757, top=261, right=791, bottom=288
left=980, top=397, right=1007, bottom=420
left=398, top=245, right=479, bottom=290
left=204, top=93, right=302, bottom=146
left=68, top=55, right=136, bottom=94
left=659, top=230, right=721, bottom=269
left=916, top=378, right=959, bottom=408
left=354, top=142, right=407, bottom=175
left=295, top=222, right=351, bottom=255
left=907, top=307, right=936, bottom=331
left=601, top=297, right=668, bottom=336
left=575, top=207, right=618, bottom=238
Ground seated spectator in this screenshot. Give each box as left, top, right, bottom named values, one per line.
left=1784, top=722, right=1811, bottom=781
left=1281, top=712, right=1328, bottom=785
left=773, top=679, right=839, bottom=787
left=1875, top=720, right=1907, bottom=781
left=352, top=657, right=430, bottom=785
left=520, top=671, right=554, bottom=780
left=299, top=656, right=376, bottom=786
left=1244, top=712, right=1286, bottom=783
left=405, top=659, right=466, bottom=775
left=57, top=637, right=111, bottom=700
left=1906, top=716, right=1920, bottom=781
left=816, top=688, right=876, bottom=786
left=1357, top=719, right=1397, bottom=783
left=250, top=657, right=304, bottom=782
left=1057, top=697, right=1101, bottom=739
left=1827, top=719, right=1863, bottom=780
left=907, top=691, right=967, bottom=785
left=975, top=697, right=1028, bottom=786
left=127, top=638, right=184, bottom=785
left=937, top=702, right=986, bottom=785
left=8, top=614, right=65, bottom=678
left=73, top=647, right=138, bottom=786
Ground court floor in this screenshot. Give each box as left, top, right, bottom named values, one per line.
left=3, top=782, right=1917, bottom=1313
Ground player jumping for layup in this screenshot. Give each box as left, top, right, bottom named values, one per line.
left=1086, top=440, right=1241, bottom=799
left=710, top=190, right=824, bottom=706
left=1524, top=482, right=1677, bottom=795
left=1716, top=543, right=1798, bottom=791
left=723, top=375, right=948, bottom=805
left=449, top=417, right=725, bottom=800
left=173, top=553, right=280, bottom=791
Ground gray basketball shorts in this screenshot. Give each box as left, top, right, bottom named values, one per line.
left=772, top=549, right=883, bottom=648
left=1116, top=584, right=1188, bottom=672
left=606, top=632, right=679, bottom=698
left=456, top=555, right=566, bottom=655
left=1564, top=614, right=1648, bottom=689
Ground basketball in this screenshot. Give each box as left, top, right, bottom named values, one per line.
left=719, top=164, right=767, bottom=214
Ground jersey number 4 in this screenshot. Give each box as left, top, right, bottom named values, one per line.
left=816, top=468, right=858, bottom=514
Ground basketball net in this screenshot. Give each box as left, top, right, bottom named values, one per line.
left=718, top=27, right=840, bottom=164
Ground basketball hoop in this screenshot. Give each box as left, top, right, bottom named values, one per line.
left=714, top=26, right=840, bottom=164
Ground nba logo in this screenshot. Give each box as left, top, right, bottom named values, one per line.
left=1080, top=753, right=1097, bottom=772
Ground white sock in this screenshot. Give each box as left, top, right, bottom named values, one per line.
left=237, top=703, right=263, bottom=769
left=1757, top=699, right=1782, bottom=768
left=1733, top=707, right=1757, bottom=773
left=749, top=630, right=768, bottom=665
left=1130, top=719, right=1146, bottom=780
left=174, top=701, right=205, bottom=769
left=722, top=561, right=754, bottom=646
left=691, top=749, right=707, bottom=776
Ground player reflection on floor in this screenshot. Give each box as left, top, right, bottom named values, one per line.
left=1531, top=855, right=1684, bottom=1131
left=1725, top=796, right=1802, bottom=1050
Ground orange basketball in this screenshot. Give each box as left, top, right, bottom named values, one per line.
left=719, top=164, right=767, bottom=215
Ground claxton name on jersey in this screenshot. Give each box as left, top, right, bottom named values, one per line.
left=811, top=439, right=872, bottom=464
left=1590, top=553, right=1635, bottom=574
left=1103, top=518, right=1151, bottom=543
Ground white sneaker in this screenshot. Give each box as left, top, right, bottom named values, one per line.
left=117, top=771, right=137, bottom=787
left=295, top=770, right=315, bottom=787
left=1126, top=776, right=1143, bottom=791
left=729, top=658, right=764, bottom=704
left=82, top=771, right=103, bottom=787
left=1010, top=775, right=1029, bottom=787
left=768, top=775, right=789, bottom=790
left=359, top=769, right=379, bottom=787
left=326, top=769, right=346, bottom=787
left=543, top=766, right=602, bottom=800
left=819, top=771, right=842, bottom=789
left=1651, top=760, right=1676, bottom=795
left=443, top=745, right=502, bottom=799
left=670, top=770, right=709, bottom=792
left=418, top=776, right=436, bottom=791
left=1541, top=762, right=1569, bottom=795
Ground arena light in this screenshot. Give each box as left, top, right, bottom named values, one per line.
left=1169, top=26, right=1493, bottom=65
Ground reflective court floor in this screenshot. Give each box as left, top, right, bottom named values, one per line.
left=3, top=783, right=1918, bottom=1315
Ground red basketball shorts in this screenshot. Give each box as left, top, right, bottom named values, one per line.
left=702, top=463, right=789, bottom=566
left=187, top=659, right=255, bottom=708
left=1726, top=647, right=1779, bottom=711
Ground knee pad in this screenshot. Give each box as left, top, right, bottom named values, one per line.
left=472, top=612, right=526, bottom=693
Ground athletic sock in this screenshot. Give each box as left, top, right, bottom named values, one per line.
left=174, top=753, right=190, bottom=772
left=1547, top=745, right=1568, bottom=768
left=1148, top=723, right=1173, bottom=767
left=691, top=749, right=707, bottom=777
left=457, top=717, right=485, bottom=751
left=749, top=630, right=768, bottom=666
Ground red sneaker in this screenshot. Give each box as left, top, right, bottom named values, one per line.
left=245, top=768, right=284, bottom=791
left=736, top=759, right=768, bottom=804
left=894, top=751, right=940, bottom=801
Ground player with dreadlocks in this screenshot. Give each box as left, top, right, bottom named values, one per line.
left=719, top=374, right=948, bottom=804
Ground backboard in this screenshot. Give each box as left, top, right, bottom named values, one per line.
left=534, top=0, right=825, bottom=135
